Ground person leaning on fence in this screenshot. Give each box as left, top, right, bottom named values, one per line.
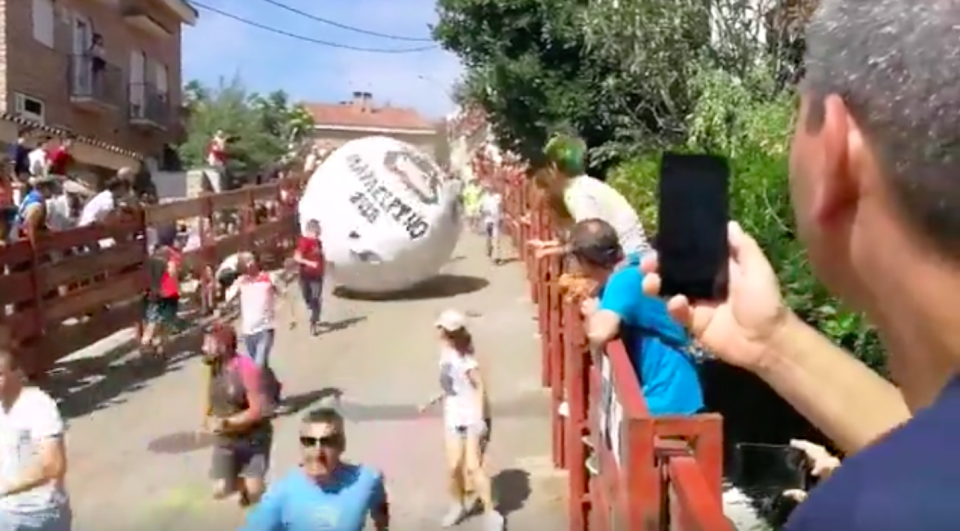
left=640, top=0, right=960, bottom=528
left=527, top=134, right=651, bottom=260
left=14, top=175, right=57, bottom=245
left=572, top=218, right=704, bottom=416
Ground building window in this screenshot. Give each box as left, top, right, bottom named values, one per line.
left=31, top=0, right=55, bottom=48
left=15, top=93, right=45, bottom=124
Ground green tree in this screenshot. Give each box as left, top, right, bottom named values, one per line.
left=179, top=76, right=314, bottom=174
left=433, top=0, right=695, bottom=173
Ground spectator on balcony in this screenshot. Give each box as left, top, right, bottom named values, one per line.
left=574, top=218, right=703, bottom=416
left=639, top=0, right=960, bottom=528
left=528, top=134, right=650, bottom=260
left=89, top=34, right=105, bottom=78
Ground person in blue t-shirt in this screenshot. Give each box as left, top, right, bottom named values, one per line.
left=241, top=408, right=388, bottom=531
left=571, top=218, right=703, bottom=415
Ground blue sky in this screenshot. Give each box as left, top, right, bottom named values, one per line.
left=182, top=0, right=463, bottom=119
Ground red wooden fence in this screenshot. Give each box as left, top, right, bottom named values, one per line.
left=476, top=156, right=733, bottom=531
left=0, top=176, right=304, bottom=377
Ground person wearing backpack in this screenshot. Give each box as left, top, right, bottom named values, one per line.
left=202, top=322, right=276, bottom=506
left=140, top=224, right=182, bottom=356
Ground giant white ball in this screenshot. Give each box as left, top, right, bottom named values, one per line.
left=298, top=136, right=462, bottom=293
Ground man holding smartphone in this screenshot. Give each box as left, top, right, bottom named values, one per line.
left=571, top=218, right=704, bottom=416
left=641, top=0, right=960, bottom=528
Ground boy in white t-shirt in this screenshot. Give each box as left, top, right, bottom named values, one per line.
left=478, top=187, right=503, bottom=264
left=0, top=348, right=71, bottom=531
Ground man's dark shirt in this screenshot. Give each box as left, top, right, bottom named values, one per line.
left=10, top=144, right=29, bottom=175
left=785, top=376, right=960, bottom=530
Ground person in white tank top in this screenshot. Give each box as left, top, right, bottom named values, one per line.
left=528, top=134, right=651, bottom=259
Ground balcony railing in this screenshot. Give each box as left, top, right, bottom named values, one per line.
left=68, top=54, right=124, bottom=110
left=128, top=82, right=169, bottom=129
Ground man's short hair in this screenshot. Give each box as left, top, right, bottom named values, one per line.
left=303, top=407, right=343, bottom=427
left=802, top=0, right=960, bottom=258
left=105, top=176, right=129, bottom=192
left=568, top=218, right=623, bottom=268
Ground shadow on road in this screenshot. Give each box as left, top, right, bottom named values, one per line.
left=493, top=468, right=532, bottom=515
left=319, top=316, right=366, bottom=334
left=147, top=430, right=217, bottom=455
left=333, top=274, right=490, bottom=302
left=279, top=386, right=344, bottom=417
left=39, top=306, right=233, bottom=420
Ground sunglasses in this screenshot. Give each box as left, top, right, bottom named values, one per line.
left=299, top=434, right=343, bottom=448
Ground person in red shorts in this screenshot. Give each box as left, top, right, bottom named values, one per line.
left=293, top=219, right=325, bottom=335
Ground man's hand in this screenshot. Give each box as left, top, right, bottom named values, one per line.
left=418, top=394, right=442, bottom=414
left=790, top=439, right=840, bottom=478
left=205, top=416, right=226, bottom=434
left=639, top=221, right=790, bottom=372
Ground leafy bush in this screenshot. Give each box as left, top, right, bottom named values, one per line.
left=607, top=68, right=886, bottom=374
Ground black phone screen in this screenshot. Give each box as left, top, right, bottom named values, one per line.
left=656, top=153, right=729, bottom=300
left=734, top=442, right=809, bottom=491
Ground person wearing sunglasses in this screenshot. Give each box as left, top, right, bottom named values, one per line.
left=241, top=408, right=388, bottom=531
left=420, top=310, right=502, bottom=530
left=202, top=323, right=274, bottom=507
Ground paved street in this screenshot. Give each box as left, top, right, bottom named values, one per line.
left=48, top=233, right=567, bottom=530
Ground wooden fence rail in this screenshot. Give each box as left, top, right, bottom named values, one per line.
left=0, top=177, right=303, bottom=377
left=477, top=158, right=733, bottom=531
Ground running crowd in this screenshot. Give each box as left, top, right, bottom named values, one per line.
left=0, top=201, right=506, bottom=531
left=2, top=0, right=959, bottom=528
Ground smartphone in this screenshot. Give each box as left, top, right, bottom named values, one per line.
left=733, top=442, right=810, bottom=491
left=656, top=153, right=729, bottom=300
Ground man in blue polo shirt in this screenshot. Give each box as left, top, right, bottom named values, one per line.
left=573, top=218, right=703, bottom=416
left=241, top=408, right=388, bottom=531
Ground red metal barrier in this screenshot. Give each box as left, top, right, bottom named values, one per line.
left=479, top=153, right=733, bottom=531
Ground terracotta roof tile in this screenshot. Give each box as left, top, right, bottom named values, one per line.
left=303, top=100, right=435, bottom=131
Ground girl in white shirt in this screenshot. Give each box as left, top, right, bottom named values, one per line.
left=420, top=310, right=503, bottom=530
left=529, top=134, right=650, bottom=259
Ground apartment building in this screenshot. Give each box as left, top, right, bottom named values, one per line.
left=0, top=0, right=196, bottom=176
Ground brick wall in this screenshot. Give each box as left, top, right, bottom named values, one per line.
left=4, top=0, right=184, bottom=159
left=0, top=2, right=7, bottom=113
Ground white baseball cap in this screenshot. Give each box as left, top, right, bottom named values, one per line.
left=435, top=309, right=466, bottom=331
